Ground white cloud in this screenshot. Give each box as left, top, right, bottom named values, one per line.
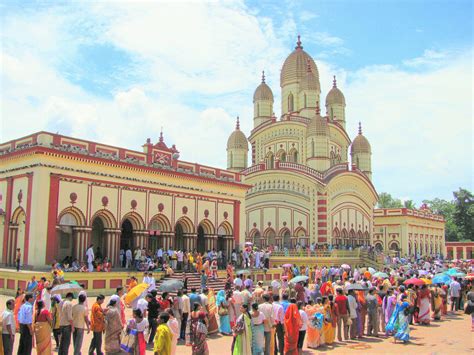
left=403, top=49, right=450, bottom=68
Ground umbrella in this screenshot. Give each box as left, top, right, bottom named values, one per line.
left=346, top=283, right=367, bottom=291
left=446, top=268, right=460, bottom=275
left=51, top=282, right=83, bottom=295
left=341, top=264, right=350, bottom=269
left=236, top=269, right=251, bottom=275
left=290, top=276, right=309, bottom=284
left=282, top=264, right=293, bottom=268
left=420, top=278, right=432, bottom=284
left=403, top=278, right=425, bottom=286
left=451, top=272, right=466, bottom=278
left=432, top=273, right=452, bottom=284
left=245, top=242, right=253, bottom=246
left=465, top=273, right=474, bottom=280
left=124, top=283, right=149, bottom=305
left=159, top=280, right=184, bottom=293
left=373, top=272, right=389, bottom=279
left=368, top=267, right=376, bottom=274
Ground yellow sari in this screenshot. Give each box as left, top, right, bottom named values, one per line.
left=35, top=309, right=52, bottom=354
left=207, top=289, right=219, bottom=334
left=322, top=304, right=335, bottom=345
left=305, top=305, right=321, bottom=348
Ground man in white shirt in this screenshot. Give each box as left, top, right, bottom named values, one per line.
left=2, top=299, right=15, bottom=355
left=297, top=301, right=308, bottom=352
left=86, top=244, right=94, bottom=272
left=125, top=248, right=132, bottom=269
left=134, top=248, right=142, bottom=270
left=233, top=274, right=243, bottom=289
left=136, top=295, right=150, bottom=318
left=177, top=250, right=184, bottom=270
left=272, top=294, right=284, bottom=355
left=200, top=289, right=210, bottom=314
left=180, top=290, right=190, bottom=340
left=258, top=294, right=274, bottom=355
left=347, top=290, right=358, bottom=339
left=450, top=278, right=461, bottom=311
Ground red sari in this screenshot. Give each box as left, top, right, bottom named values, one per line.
left=284, top=304, right=302, bottom=355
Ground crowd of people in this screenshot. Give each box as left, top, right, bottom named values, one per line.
left=2, top=254, right=473, bottom=355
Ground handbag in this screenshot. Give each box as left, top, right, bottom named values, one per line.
left=464, top=300, right=474, bottom=315
left=120, top=329, right=137, bottom=353
left=197, top=321, right=208, bottom=335
left=218, top=306, right=228, bottom=316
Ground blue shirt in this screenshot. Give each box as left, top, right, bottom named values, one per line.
left=281, top=300, right=290, bottom=314
left=189, top=293, right=201, bottom=308
left=18, top=302, right=33, bottom=324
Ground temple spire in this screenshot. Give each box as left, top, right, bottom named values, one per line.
left=333, top=75, right=337, bottom=88
left=159, top=127, right=164, bottom=142
left=236, top=116, right=240, bottom=130
left=358, top=121, right=362, bottom=135
left=295, top=34, right=303, bottom=49
left=261, top=70, right=265, bottom=83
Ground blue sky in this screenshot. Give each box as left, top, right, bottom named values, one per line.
left=1, top=0, right=472, bottom=204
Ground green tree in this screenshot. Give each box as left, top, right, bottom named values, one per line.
left=377, top=192, right=403, bottom=208
left=453, top=188, right=474, bottom=241
left=403, top=200, right=416, bottom=209
left=422, top=197, right=458, bottom=241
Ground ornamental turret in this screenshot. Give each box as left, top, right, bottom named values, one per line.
left=306, top=104, right=330, bottom=171
left=227, top=117, right=249, bottom=171
left=280, top=36, right=320, bottom=115
left=350, top=122, right=372, bottom=180
left=253, top=71, right=274, bottom=128
left=325, top=76, right=346, bottom=128
left=298, top=60, right=320, bottom=119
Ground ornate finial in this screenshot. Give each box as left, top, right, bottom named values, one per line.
left=236, top=116, right=240, bottom=130
left=261, top=70, right=265, bottom=83
left=358, top=122, right=362, bottom=135
left=306, top=58, right=312, bottom=72
left=333, top=75, right=337, bottom=88
left=159, top=127, right=164, bottom=142
left=295, top=34, right=302, bottom=49
left=315, top=102, right=320, bottom=115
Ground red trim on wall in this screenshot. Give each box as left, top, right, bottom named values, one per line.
left=45, top=175, right=61, bottom=264
left=317, top=200, right=327, bottom=205
left=318, top=214, right=327, bottom=220
left=2, top=177, right=13, bottom=264
left=7, top=279, right=15, bottom=290
left=318, top=230, right=327, bottom=235
left=234, top=201, right=240, bottom=244
left=317, top=207, right=327, bottom=212
left=317, top=222, right=327, bottom=228
left=23, top=173, right=34, bottom=264
left=92, top=280, right=106, bottom=289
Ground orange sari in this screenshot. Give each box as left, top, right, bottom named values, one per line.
left=284, top=304, right=302, bottom=355
left=196, top=255, right=203, bottom=274
left=305, top=304, right=321, bottom=348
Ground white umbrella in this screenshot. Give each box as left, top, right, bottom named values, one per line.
left=51, top=282, right=83, bottom=295
left=245, top=242, right=253, bottom=246
left=341, top=264, right=350, bottom=269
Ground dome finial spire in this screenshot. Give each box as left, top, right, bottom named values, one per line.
left=333, top=75, right=337, bottom=88
left=159, top=127, right=164, bottom=143
left=316, top=101, right=321, bottom=115
left=261, top=70, right=265, bottom=83
left=358, top=121, right=362, bottom=135
left=236, top=116, right=240, bottom=130
left=296, top=34, right=303, bottom=49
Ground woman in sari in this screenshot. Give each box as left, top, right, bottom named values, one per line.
left=13, top=291, right=24, bottom=332
left=250, top=303, right=266, bottom=355
left=232, top=304, right=252, bottom=355
left=207, top=289, right=219, bottom=334
left=216, top=290, right=232, bottom=335
left=383, top=289, right=397, bottom=335
left=320, top=281, right=333, bottom=297
left=386, top=294, right=410, bottom=343
left=441, top=284, right=448, bottom=315
left=126, top=308, right=149, bottom=355
left=431, top=285, right=444, bottom=321
left=196, top=254, right=203, bottom=275
left=166, top=308, right=180, bottom=355
left=203, top=259, right=210, bottom=277
left=305, top=300, right=322, bottom=349
left=356, top=290, right=367, bottom=336
left=417, top=285, right=431, bottom=325
left=284, top=302, right=302, bottom=354
left=34, top=300, right=52, bottom=354
left=50, top=295, right=61, bottom=349
left=226, top=263, right=234, bottom=283
left=189, top=303, right=208, bottom=355
left=105, top=298, right=123, bottom=354
left=229, top=289, right=241, bottom=328
left=321, top=296, right=336, bottom=345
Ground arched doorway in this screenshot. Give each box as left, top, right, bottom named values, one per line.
left=175, top=222, right=186, bottom=251
left=196, top=225, right=206, bottom=254
left=58, top=213, right=77, bottom=262
left=91, top=218, right=106, bottom=259
left=217, top=225, right=227, bottom=254
left=374, top=242, right=383, bottom=252
left=121, top=219, right=134, bottom=251
left=283, top=230, right=291, bottom=249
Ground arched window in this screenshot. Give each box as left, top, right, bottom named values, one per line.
left=288, top=148, right=298, bottom=163
left=288, top=93, right=294, bottom=112
left=276, top=149, right=286, bottom=163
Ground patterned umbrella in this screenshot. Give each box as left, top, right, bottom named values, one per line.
left=290, top=275, right=309, bottom=284
left=51, top=282, right=83, bottom=295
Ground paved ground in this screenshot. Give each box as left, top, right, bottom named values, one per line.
left=1, top=294, right=472, bottom=354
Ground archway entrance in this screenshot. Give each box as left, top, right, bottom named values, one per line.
left=91, top=218, right=106, bottom=259
left=121, top=219, right=134, bottom=251
left=374, top=242, right=383, bottom=252
left=283, top=230, right=291, bottom=249
left=58, top=213, right=77, bottom=262
left=197, top=225, right=206, bottom=254
left=175, top=222, right=185, bottom=251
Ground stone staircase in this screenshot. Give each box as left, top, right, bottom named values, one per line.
left=155, top=272, right=227, bottom=297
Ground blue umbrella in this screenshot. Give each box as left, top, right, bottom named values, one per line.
left=445, top=268, right=459, bottom=276
left=432, top=273, right=452, bottom=285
